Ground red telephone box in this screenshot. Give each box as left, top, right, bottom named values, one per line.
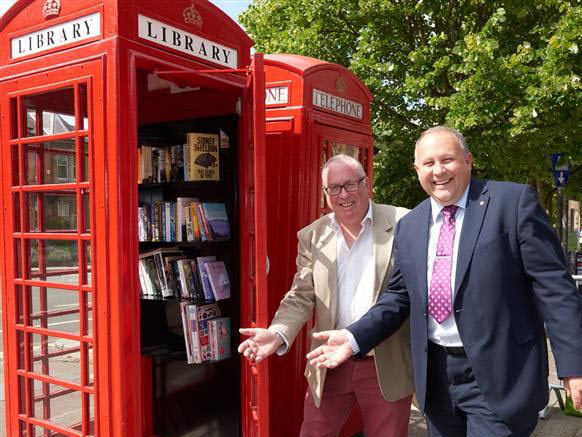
left=0, top=1, right=270, bottom=436
left=262, top=54, right=374, bottom=437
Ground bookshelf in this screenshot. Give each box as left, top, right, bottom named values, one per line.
left=138, top=114, right=241, bottom=437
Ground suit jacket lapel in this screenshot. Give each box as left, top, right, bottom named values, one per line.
left=415, top=200, right=431, bottom=311
left=454, top=178, right=489, bottom=296
left=372, top=203, right=394, bottom=302
left=316, top=222, right=338, bottom=328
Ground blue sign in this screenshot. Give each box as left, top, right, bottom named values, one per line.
left=550, top=153, right=572, bottom=187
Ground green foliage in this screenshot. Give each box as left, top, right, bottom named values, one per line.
left=241, top=0, right=582, bottom=209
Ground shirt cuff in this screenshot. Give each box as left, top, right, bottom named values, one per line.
left=342, top=329, right=360, bottom=354
left=268, top=328, right=289, bottom=355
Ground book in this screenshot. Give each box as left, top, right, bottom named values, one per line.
left=176, top=259, right=196, bottom=300
left=139, top=257, right=161, bottom=297
left=170, top=144, right=184, bottom=182
left=180, top=302, right=194, bottom=363
left=196, top=256, right=217, bottom=301
left=140, top=247, right=182, bottom=298
left=201, top=202, right=230, bottom=240
left=187, top=132, right=219, bottom=181
left=189, top=303, right=221, bottom=363
left=208, top=316, right=231, bottom=361
left=176, top=197, right=197, bottom=242
left=204, top=260, right=231, bottom=301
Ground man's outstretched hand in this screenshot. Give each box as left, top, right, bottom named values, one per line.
left=306, top=330, right=354, bottom=368
left=238, top=328, right=283, bottom=365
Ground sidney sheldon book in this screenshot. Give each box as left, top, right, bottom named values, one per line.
left=186, top=132, right=219, bottom=181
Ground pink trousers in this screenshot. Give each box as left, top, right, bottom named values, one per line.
left=300, top=357, right=412, bottom=437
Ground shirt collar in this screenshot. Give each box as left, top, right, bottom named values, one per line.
left=430, top=187, right=469, bottom=224
left=330, top=199, right=373, bottom=232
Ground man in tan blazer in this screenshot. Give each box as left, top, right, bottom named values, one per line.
left=238, top=154, right=413, bottom=437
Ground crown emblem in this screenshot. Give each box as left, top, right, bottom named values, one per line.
left=42, top=0, right=61, bottom=18
left=336, top=77, right=346, bottom=93
left=183, top=3, right=203, bottom=27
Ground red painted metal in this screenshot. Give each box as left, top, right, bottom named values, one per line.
left=263, top=54, right=374, bottom=437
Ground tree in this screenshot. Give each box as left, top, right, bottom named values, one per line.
left=241, top=0, right=582, bottom=210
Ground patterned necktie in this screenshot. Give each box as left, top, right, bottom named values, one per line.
left=428, top=205, right=458, bottom=324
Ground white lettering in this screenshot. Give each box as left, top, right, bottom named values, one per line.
left=137, top=15, right=238, bottom=69
left=312, top=89, right=363, bottom=120
left=10, top=12, right=101, bottom=60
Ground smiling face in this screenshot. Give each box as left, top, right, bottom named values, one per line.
left=414, top=130, right=473, bottom=205
left=322, top=158, right=370, bottom=230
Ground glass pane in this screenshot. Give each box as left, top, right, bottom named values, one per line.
left=16, top=285, right=24, bottom=324
left=331, top=142, right=358, bottom=158
left=86, top=343, right=94, bottom=385
left=10, top=97, right=18, bottom=140
left=22, top=140, right=77, bottom=185
left=87, top=393, right=95, bottom=435
left=18, top=420, right=27, bottom=436
left=79, top=84, right=88, bottom=130
left=32, top=380, right=82, bottom=429
left=82, top=189, right=90, bottom=232
left=17, top=330, right=25, bottom=369
left=29, top=286, right=80, bottom=335
left=15, top=238, right=23, bottom=278
left=12, top=144, right=20, bottom=186
left=84, top=241, right=92, bottom=286
left=28, top=191, right=78, bottom=232
left=28, top=239, right=79, bottom=285
left=85, top=292, right=93, bottom=336
left=13, top=192, right=21, bottom=232
left=24, top=145, right=39, bottom=185
left=22, top=88, right=75, bottom=137
left=82, top=137, right=90, bottom=182
left=18, top=376, right=26, bottom=414
left=31, top=334, right=81, bottom=384
left=321, top=142, right=329, bottom=210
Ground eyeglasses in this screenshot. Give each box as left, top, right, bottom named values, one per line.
left=323, top=176, right=366, bottom=196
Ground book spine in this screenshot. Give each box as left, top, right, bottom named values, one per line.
left=180, top=302, right=193, bottom=364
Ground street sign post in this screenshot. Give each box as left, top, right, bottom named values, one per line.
left=550, top=153, right=572, bottom=258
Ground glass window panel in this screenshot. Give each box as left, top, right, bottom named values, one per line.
left=17, top=330, right=25, bottom=369
left=12, top=144, right=20, bottom=186
left=82, top=190, right=90, bottom=232
left=85, top=292, right=93, bottom=337
left=78, top=84, right=88, bottom=131
left=29, top=286, right=80, bottom=335
left=27, top=191, right=78, bottom=232
left=31, top=334, right=81, bottom=385
left=15, top=238, right=23, bottom=278
left=331, top=142, right=358, bottom=158
left=28, top=239, right=39, bottom=279
left=87, top=393, right=95, bottom=435
left=18, top=376, right=26, bottom=414
left=24, top=145, right=39, bottom=185
left=22, top=88, right=75, bottom=137
left=13, top=192, right=21, bottom=232
left=10, top=97, right=18, bottom=140
left=320, top=142, right=329, bottom=211
left=32, top=380, right=82, bottom=429
left=16, top=285, right=24, bottom=324
left=84, top=241, right=92, bottom=286
left=82, top=137, right=90, bottom=182
left=18, top=420, right=27, bottom=436
left=85, top=343, right=94, bottom=385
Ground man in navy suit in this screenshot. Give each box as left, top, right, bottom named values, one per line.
left=307, top=126, right=582, bottom=436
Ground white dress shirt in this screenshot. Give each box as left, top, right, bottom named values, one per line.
left=332, top=200, right=375, bottom=330
left=427, top=188, right=469, bottom=346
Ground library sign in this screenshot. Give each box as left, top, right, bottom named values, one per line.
left=138, top=15, right=237, bottom=69
left=312, top=89, right=363, bottom=120
left=11, top=12, right=101, bottom=60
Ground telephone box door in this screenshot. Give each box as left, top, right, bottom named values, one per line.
left=240, top=53, right=270, bottom=437
left=0, top=60, right=105, bottom=437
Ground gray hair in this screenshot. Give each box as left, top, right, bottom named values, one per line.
left=321, top=154, right=366, bottom=180
left=414, top=126, right=470, bottom=159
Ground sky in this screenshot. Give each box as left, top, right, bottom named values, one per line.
left=0, top=1, right=252, bottom=22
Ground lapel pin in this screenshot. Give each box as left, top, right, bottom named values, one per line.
left=480, top=201, right=484, bottom=206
